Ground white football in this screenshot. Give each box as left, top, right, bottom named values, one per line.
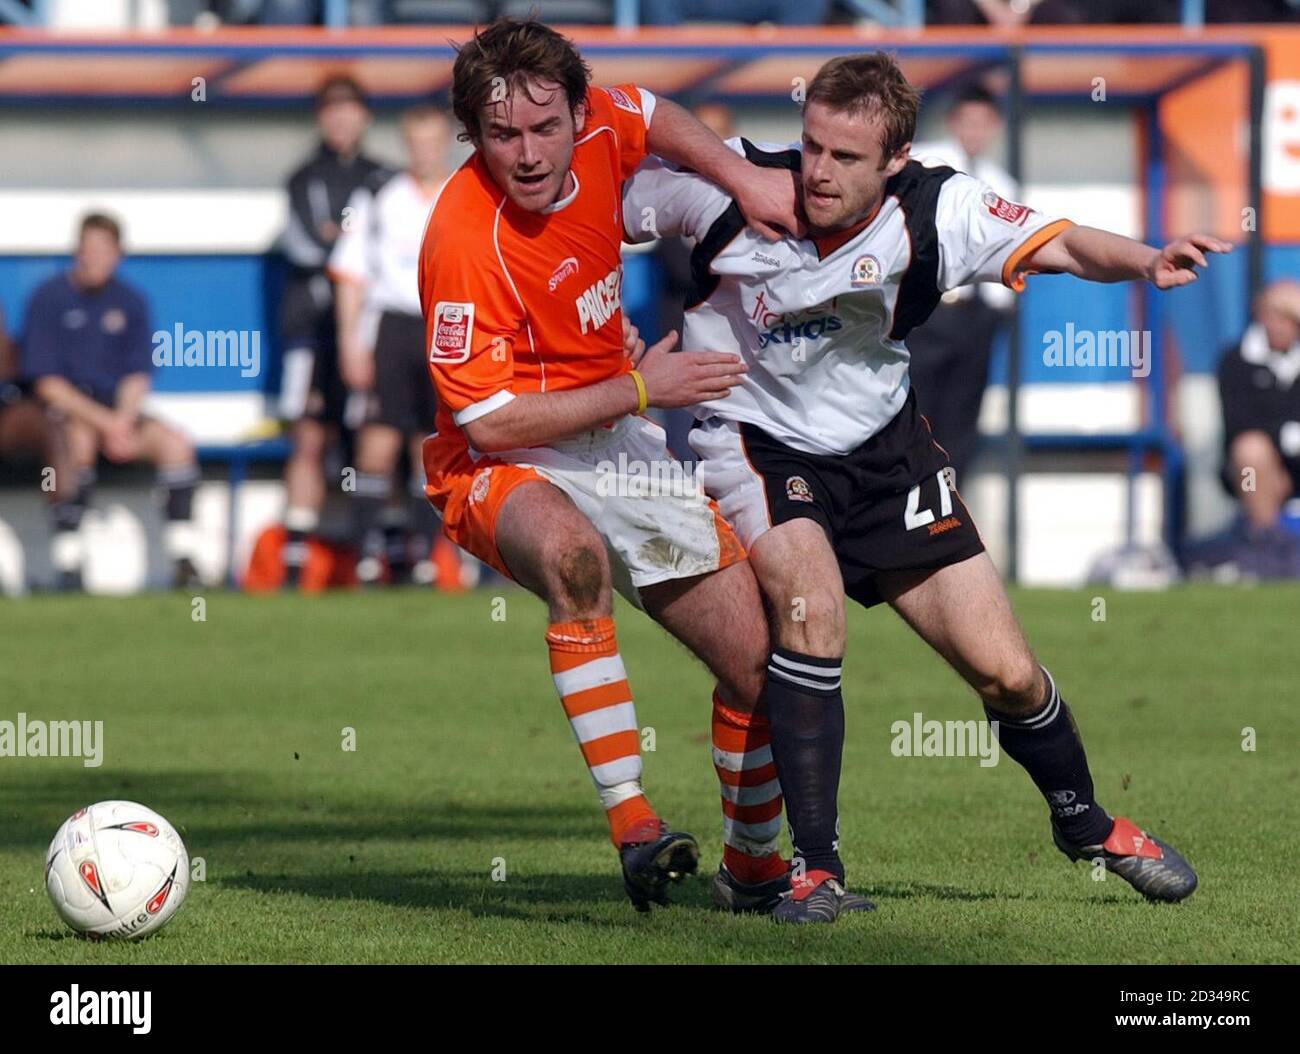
left=45, top=801, right=189, bottom=940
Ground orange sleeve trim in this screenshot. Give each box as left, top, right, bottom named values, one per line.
left=1002, top=218, right=1074, bottom=292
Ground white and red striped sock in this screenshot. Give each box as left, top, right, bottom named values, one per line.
left=712, top=689, right=787, bottom=885
left=547, top=617, right=657, bottom=847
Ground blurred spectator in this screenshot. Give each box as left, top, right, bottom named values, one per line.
left=653, top=101, right=736, bottom=464
left=190, top=0, right=390, bottom=23
left=193, top=1, right=319, bottom=23
left=257, top=0, right=320, bottom=21
left=21, top=214, right=202, bottom=591
left=276, top=75, right=387, bottom=590
left=908, top=85, right=1016, bottom=485
left=329, top=104, right=466, bottom=588
left=1, top=304, right=78, bottom=589
left=925, top=0, right=1180, bottom=25
left=642, top=0, right=831, bottom=26
left=1216, top=280, right=1300, bottom=573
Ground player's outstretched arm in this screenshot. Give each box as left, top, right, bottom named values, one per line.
left=1025, top=225, right=1232, bottom=289
left=645, top=97, right=803, bottom=241
left=462, top=332, right=746, bottom=454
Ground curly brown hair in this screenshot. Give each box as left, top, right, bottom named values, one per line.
left=451, top=17, right=592, bottom=144
left=806, top=52, right=921, bottom=163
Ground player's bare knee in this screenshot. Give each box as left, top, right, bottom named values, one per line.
left=982, top=657, right=1044, bottom=715
left=548, top=543, right=611, bottom=619
left=774, top=587, right=845, bottom=656
left=162, top=430, right=193, bottom=466
left=720, top=654, right=767, bottom=712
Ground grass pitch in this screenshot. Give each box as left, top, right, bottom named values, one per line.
left=1, top=585, right=1296, bottom=964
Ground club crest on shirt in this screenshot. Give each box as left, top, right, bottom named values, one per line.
left=101, top=308, right=128, bottom=334
left=786, top=475, right=814, bottom=503
left=982, top=189, right=1032, bottom=227
left=606, top=87, right=641, bottom=115
left=850, top=254, right=882, bottom=286
left=430, top=301, right=474, bottom=363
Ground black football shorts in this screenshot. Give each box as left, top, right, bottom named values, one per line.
left=690, top=388, right=985, bottom=608
left=368, top=310, right=437, bottom=435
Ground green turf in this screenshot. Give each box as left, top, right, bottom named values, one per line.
left=1, top=585, right=1296, bottom=964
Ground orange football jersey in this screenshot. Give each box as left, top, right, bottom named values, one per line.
left=418, top=83, right=654, bottom=451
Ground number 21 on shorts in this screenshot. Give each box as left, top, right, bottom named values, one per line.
left=903, top=470, right=953, bottom=531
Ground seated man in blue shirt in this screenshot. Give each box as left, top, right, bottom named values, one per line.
left=23, top=213, right=202, bottom=590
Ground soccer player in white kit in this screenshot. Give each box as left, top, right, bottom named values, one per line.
left=330, top=104, right=458, bottom=587
left=624, top=52, right=1228, bottom=921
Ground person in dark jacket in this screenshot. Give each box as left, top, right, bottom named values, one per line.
left=276, top=74, right=388, bottom=588
left=1218, top=280, right=1300, bottom=541
left=23, top=213, right=202, bottom=591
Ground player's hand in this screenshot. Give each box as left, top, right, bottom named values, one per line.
left=339, top=340, right=374, bottom=392
left=635, top=329, right=747, bottom=408
left=101, top=414, right=138, bottom=463
left=622, top=315, right=646, bottom=363
left=1148, top=234, right=1232, bottom=289
left=733, top=164, right=806, bottom=242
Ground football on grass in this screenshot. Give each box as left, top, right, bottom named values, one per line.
left=45, top=801, right=189, bottom=940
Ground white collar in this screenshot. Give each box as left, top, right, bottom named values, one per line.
left=542, top=171, right=580, bottom=214
left=1241, top=323, right=1300, bottom=389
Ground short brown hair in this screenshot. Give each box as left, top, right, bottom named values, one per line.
left=315, top=73, right=368, bottom=112
left=806, top=52, right=921, bottom=162
left=79, top=212, right=122, bottom=246
left=451, top=17, right=591, bottom=144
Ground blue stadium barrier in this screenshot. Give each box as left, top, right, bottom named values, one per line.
left=196, top=438, right=292, bottom=587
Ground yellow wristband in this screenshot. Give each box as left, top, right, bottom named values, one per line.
left=629, top=369, right=648, bottom=415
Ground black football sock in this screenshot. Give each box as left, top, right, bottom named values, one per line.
left=73, top=466, right=96, bottom=512
left=351, top=472, right=390, bottom=571
left=49, top=482, right=89, bottom=579
left=984, top=667, right=1113, bottom=847
left=49, top=495, right=86, bottom=534
left=763, top=647, right=846, bottom=884
left=158, top=464, right=199, bottom=522
left=407, top=477, right=438, bottom=562
left=158, top=464, right=201, bottom=569
left=381, top=505, right=409, bottom=576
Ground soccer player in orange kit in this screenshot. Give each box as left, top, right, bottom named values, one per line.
left=418, top=19, right=801, bottom=910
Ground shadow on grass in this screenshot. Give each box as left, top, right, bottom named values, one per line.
left=0, top=769, right=602, bottom=850
left=861, top=878, right=1129, bottom=906
left=221, top=868, right=659, bottom=926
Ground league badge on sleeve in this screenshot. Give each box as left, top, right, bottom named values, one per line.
left=982, top=189, right=1032, bottom=227
left=430, top=301, right=474, bottom=364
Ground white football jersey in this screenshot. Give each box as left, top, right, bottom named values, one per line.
left=329, top=169, right=445, bottom=317
left=622, top=138, right=1072, bottom=456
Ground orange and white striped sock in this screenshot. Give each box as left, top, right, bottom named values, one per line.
left=712, top=688, right=788, bottom=886
left=547, top=617, right=658, bottom=847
